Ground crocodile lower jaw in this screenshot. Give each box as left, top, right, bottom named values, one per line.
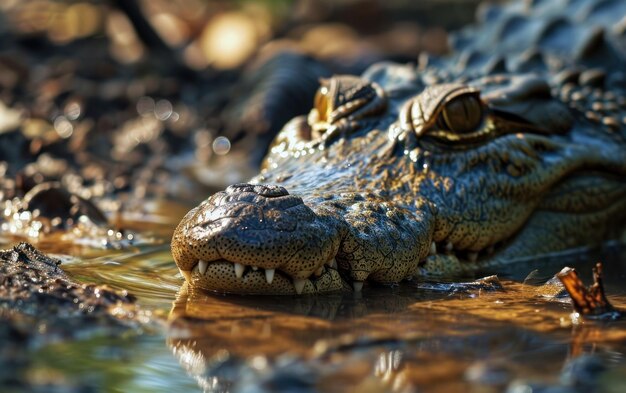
left=178, top=239, right=505, bottom=294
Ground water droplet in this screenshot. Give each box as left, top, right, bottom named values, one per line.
left=54, top=116, right=73, bottom=138
left=212, top=136, right=231, bottom=155
left=64, top=101, right=81, bottom=120
left=136, top=96, right=155, bottom=116
left=155, top=99, right=173, bottom=121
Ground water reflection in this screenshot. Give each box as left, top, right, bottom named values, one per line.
left=166, top=273, right=626, bottom=392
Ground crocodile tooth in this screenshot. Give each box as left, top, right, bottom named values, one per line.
left=252, top=266, right=258, bottom=271
left=353, top=281, right=364, bottom=292
left=467, top=252, right=478, bottom=263
left=198, top=260, right=209, bottom=275
left=179, top=269, right=192, bottom=282
left=445, top=242, right=454, bottom=252
left=234, top=263, right=245, bottom=278
left=327, top=258, right=337, bottom=269
left=265, top=268, right=275, bottom=284
left=429, top=242, right=437, bottom=255
left=293, top=279, right=306, bottom=295
left=314, top=266, right=324, bottom=276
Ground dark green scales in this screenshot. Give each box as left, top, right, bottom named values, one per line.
left=172, top=0, right=626, bottom=294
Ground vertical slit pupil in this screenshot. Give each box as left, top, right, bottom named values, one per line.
left=439, top=95, right=482, bottom=133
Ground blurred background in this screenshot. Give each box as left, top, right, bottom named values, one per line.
left=0, top=0, right=485, bottom=212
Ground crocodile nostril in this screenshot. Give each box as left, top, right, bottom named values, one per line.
left=225, top=183, right=255, bottom=194
left=254, top=184, right=289, bottom=197
left=225, top=183, right=289, bottom=198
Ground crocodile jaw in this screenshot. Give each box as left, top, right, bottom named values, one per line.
left=171, top=184, right=354, bottom=295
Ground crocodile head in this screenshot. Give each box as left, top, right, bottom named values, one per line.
left=172, top=66, right=626, bottom=295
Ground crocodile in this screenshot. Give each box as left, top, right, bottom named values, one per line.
left=172, top=0, right=626, bottom=295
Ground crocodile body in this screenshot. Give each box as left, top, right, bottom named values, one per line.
left=172, top=0, right=626, bottom=294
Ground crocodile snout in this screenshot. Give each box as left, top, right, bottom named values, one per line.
left=171, top=183, right=348, bottom=294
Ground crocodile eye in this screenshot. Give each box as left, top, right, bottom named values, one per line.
left=437, top=94, right=483, bottom=133
left=314, top=85, right=330, bottom=121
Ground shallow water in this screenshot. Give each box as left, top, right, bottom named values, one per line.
left=2, top=200, right=626, bottom=392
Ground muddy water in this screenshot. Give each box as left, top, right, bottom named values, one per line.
left=4, top=201, right=626, bottom=392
